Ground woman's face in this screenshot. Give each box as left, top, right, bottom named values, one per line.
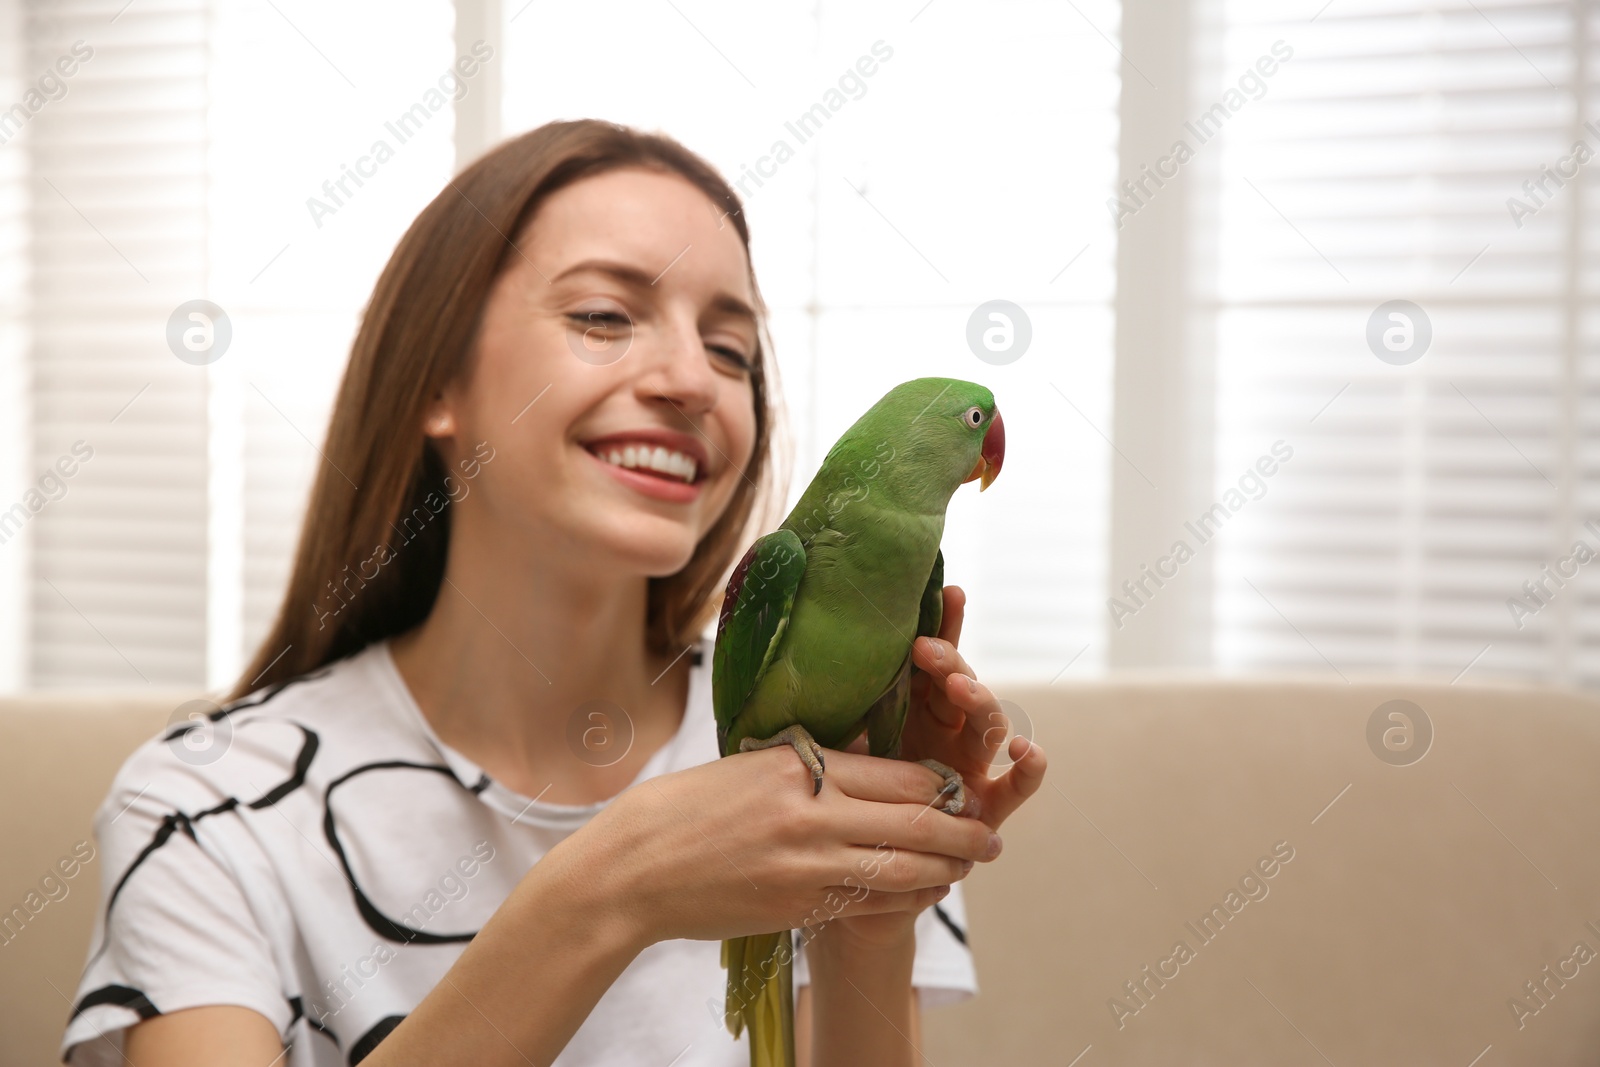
left=430, top=166, right=761, bottom=580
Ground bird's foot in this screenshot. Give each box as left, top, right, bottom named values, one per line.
left=917, top=759, right=967, bottom=816
left=739, top=724, right=828, bottom=796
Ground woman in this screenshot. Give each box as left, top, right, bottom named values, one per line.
left=61, top=119, right=1047, bottom=1067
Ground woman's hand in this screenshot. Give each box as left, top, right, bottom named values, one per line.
left=800, top=591, right=1049, bottom=1067
left=570, top=740, right=999, bottom=950
left=900, top=584, right=1049, bottom=832
left=821, top=584, right=1048, bottom=952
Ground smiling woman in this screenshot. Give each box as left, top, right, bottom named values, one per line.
left=57, top=119, right=1038, bottom=1067
left=237, top=122, right=782, bottom=688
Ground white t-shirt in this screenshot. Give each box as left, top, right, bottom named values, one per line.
left=60, top=636, right=978, bottom=1066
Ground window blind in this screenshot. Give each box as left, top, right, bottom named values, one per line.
left=1204, top=0, right=1591, bottom=686
left=26, top=0, right=211, bottom=687
left=14, top=0, right=455, bottom=689
left=0, top=0, right=31, bottom=689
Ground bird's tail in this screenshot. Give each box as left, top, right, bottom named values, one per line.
left=721, top=931, right=795, bottom=1067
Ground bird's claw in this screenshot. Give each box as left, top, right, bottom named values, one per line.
left=740, top=724, right=828, bottom=797
left=916, top=758, right=967, bottom=816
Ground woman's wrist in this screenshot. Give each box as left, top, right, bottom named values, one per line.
left=802, top=919, right=920, bottom=1067
left=532, top=812, right=660, bottom=959
left=805, top=916, right=917, bottom=971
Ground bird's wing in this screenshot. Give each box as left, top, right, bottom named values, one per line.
left=917, top=547, right=945, bottom=644
left=865, top=548, right=945, bottom=759
left=712, top=528, right=807, bottom=757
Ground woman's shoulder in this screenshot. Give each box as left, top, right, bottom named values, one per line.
left=100, top=642, right=425, bottom=828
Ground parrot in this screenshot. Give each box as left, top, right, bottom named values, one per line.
left=711, top=376, right=1005, bottom=1067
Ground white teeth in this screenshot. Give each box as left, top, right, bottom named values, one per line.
left=591, top=441, right=699, bottom=483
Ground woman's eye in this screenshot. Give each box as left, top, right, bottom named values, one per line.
left=709, top=344, right=753, bottom=371
left=569, top=311, right=629, bottom=327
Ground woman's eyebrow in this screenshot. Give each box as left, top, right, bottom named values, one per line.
left=551, top=258, right=758, bottom=326
left=706, top=293, right=760, bottom=332
left=552, top=258, right=656, bottom=288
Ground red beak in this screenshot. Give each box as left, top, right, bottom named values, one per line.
left=962, top=409, right=1005, bottom=491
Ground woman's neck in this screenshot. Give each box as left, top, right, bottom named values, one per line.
left=388, top=532, right=694, bottom=806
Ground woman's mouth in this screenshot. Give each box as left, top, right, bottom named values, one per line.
left=586, top=441, right=700, bottom=483
left=580, top=440, right=705, bottom=503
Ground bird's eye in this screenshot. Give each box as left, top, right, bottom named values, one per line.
left=964, top=406, right=984, bottom=427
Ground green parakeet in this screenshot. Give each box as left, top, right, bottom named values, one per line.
left=712, top=376, right=1005, bottom=1067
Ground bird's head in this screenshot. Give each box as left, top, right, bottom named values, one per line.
left=903, top=377, right=1004, bottom=494
left=956, top=384, right=1005, bottom=493
left=819, top=377, right=1005, bottom=515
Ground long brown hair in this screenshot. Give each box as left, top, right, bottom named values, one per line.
left=230, top=119, right=789, bottom=701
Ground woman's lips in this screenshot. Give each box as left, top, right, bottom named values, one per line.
left=582, top=445, right=703, bottom=503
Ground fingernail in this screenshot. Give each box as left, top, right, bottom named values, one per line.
left=934, top=884, right=951, bottom=900
left=961, top=860, right=974, bottom=874
left=931, top=640, right=944, bottom=661
left=986, top=833, right=1003, bottom=859
left=965, top=675, right=978, bottom=695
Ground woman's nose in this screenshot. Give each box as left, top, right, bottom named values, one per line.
left=638, top=318, right=719, bottom=416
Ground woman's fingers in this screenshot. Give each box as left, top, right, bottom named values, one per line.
left=937, top=584, right=966, bottom=649
left=913, top=586, right=978, bottom=682
left=812, top=747, right=958, bottom=807
left=743, top=745, right=997, bottom=862
left=832, top=843, right=972, bottom=895
left=908, top=652, right=1009, bottom=769
left=941, top=671, right=1005, bottom=765
left=845, top=792, right=1000, bottom=867
left=915, top=585, right=972, bottom=675
left=807, top=884, right=952, bottom=922
left=977, top=734, right=1049, bottom=831
left=913, top=635, right=978, bottom=691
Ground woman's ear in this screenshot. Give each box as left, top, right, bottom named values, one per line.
left=422, top=394, right=457, bottom=439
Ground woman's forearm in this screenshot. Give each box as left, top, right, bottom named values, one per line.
left=802, top=928, right=921, bottom=1067
left=360, top=829, right=650, bottom=1067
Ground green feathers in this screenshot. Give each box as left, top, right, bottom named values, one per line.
left=713, top=377, right=1002, bottom=754
left=721, top=932, right=795, bottom=1066
left=713, top=528, right=805, bottom=759
left=711, top=377, right=1004, bottom=1067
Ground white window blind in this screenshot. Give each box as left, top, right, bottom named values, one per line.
left=0, top=0, right=31, bottom=689
left=1205, top=0, right=1592, bottom=686
left=504, top=0, right=1122, bottom=683
left=25, top=0, right=212, bottom=687
left=9, top=0, right=455, bottom=690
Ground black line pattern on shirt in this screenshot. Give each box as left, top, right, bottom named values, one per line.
left=82, top=720, right=322, bottom=981
left=322, top=761, right=484, bottom=945
left=67, top=983, right=159, bottom=1022
left=348, top=1014, right=406, bottom=1065
left=288, top=993, right=342, bottom=1049
left=69, top=663, right=450, bottom=1039
left=933, top=902, right=968, bottom=947
left=208, top=663, right=339, bottom=723
left=98, top=725, right=318, bottom=923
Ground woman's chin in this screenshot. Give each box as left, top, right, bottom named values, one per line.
left=582, top=520, right=702, bottom=578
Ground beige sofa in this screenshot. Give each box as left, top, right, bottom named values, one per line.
left=5, top=677, right=1600, bottom=1065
